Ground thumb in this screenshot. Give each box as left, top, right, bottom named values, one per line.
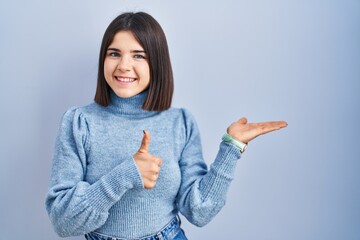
left=239, top=117, right=248, bottom=124
left=138, top=130, right=150, bottom=153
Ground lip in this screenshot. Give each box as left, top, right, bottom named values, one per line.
left=114, top=76, right=137, bottom=85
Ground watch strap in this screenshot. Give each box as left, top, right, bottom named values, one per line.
left=222, top=134, right=248, bottom=153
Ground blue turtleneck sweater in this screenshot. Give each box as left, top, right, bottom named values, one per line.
left=45, top=90, right=241, bottom=238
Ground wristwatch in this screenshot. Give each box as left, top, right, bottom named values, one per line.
left=222, top=134, right=248, bottom=153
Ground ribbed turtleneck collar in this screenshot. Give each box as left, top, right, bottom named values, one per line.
left=107, top=90, right=157, bottom=118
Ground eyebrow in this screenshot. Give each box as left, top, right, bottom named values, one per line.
left=107, top=48, right=146, bottom=53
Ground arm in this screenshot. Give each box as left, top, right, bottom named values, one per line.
left=176, top=110, right=287, bottom=227
left=176, top=109, right=241, bottom=227
left=45, top=108, right=143, bottom=237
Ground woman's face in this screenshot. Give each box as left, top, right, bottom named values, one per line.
left=104, top=31, right=150, bottom=98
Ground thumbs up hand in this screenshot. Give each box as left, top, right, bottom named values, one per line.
left=133, top=130, right=163, bottom=189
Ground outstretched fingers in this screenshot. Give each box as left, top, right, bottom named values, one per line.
left=255, top=121, right=288, bottom=135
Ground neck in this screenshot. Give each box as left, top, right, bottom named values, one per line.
left=106, top=90, right=157, bottom=118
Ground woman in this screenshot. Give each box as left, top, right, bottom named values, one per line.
left=45, top=12, right=287, bottom=240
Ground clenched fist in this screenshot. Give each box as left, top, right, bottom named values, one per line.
left=133, top=130, right=163, bottom=189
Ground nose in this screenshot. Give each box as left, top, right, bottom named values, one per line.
left=117, top=56, right=132, bottom=72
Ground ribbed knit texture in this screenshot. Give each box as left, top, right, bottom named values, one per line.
left=45, top=90, right=242, bottom=238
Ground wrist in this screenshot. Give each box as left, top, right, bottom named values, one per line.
left=222, top=133, right=248, bottom=153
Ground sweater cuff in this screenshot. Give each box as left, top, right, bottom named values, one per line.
left=84, top=157, right=144, bottom=211
left=211, top=141, right=241, bottom=173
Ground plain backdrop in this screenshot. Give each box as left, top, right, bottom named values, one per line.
left=0, top=0, right=359, bottom=239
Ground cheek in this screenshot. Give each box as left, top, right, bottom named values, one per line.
left=104, top=59, right=114, bottom=77
left=139, top=64, right=150, bottom=79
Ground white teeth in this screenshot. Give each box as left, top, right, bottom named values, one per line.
left=116, top=77, right=136, bottom=82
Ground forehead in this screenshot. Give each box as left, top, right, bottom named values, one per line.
left=108, top=31, right=143, bottom=50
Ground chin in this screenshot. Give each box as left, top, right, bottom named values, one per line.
left=114, top=90, right=137, bottom=98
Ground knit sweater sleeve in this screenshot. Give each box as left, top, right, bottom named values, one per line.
left=45, top=107, right=143, bottom=237
left=177, top=109, right=241, bottom=227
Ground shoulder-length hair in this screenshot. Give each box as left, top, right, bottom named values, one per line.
left=94, top=12, right=174, bottom=111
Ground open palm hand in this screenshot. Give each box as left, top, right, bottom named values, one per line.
left=227, top=117, right=288, bottom=144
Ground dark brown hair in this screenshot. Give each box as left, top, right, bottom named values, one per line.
left=94, top=12, right=174, bottom=111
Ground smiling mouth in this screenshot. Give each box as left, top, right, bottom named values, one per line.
left=115, top=76, right=137, bottom=83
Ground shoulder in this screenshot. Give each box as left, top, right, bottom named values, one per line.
left=164, top=107, right=199, bottom=136
left=59, top=103, right=102, bottom=130
left=159, top=107, right=198, bottom=127
left=61, top=102, right=102, bottom=120
left=163, top=107, right=195, bottom=120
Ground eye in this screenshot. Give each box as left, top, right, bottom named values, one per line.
left=108, top=52, right=120, bottom=57
left=134, top=54, right=146, bottom=59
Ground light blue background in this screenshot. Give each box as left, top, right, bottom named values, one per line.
left=0, top=0, right=359, bottom=239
